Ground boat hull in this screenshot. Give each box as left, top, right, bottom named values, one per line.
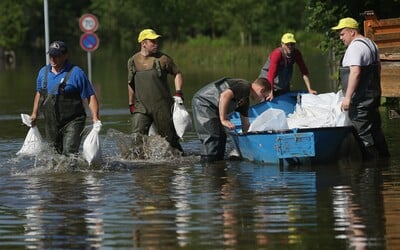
left=229, top=127, right=354, bottom=164
left=228, top=92, right=357, bottom=164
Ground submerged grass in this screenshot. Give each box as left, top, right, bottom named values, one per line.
left=162, top=41, right=270, bottom=72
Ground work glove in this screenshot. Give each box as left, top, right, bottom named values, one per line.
left=173, top=96, right=184, bottom=104
left=174, top=90, right=184, bottom=103
left=129, top=104, right=135, bottom=114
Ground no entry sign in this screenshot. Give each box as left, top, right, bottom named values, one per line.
left=80, top=33, right=99, bottom=52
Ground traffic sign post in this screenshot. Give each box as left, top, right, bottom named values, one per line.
left=80, top=33, right=99, bottom=52
left=79, top=13, right=98, bottom=33
left=79, top=13, right=99, bottom=83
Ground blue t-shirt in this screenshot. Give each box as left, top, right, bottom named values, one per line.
left=36, top=61, right=95, bottom=99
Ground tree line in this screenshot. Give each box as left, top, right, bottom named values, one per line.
left=0, top=0, right=399, bottom=58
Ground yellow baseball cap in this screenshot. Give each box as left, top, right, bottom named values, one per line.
left=281, top=33, right=296, bottom=44
left=331, top=17, right=359, bottom=30
left=138, top=29, right=161, bottom=43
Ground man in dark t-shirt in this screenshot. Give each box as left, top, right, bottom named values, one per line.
left=192, top=77, right=271, bottom=163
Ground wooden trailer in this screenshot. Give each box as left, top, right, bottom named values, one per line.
left=363, top=10, right=400, bottom=98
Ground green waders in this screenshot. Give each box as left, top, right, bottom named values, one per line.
left=130, top=59, right=183, bottom=152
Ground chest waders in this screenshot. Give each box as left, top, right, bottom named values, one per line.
left=261, top=48, right=294, bottom=95
left=339, top=39, right=389, bottom=158
left=192, top=78, right=235, bottom=162
left=39, top=66, right=86, bottom=154
left=130, top=58, right=182, bottom=152
left=339, top=40, right=381, bottom=108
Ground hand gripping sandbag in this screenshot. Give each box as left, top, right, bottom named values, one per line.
left=17, top=114, right=44, bottom=156
left=172, top=96, right=192, bottom=139
left=82, top=120, right=102, bottom=165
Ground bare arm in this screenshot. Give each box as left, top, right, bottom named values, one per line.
left=240, top=115, right=250, bottom=133
left=87, top=94, right=100, bottom=123
left=30, top=92, right=41, bottom=126
left=341, top=65, right=361, bottom=110
left=174, top=72, right=183, bottom=92
left=302, top=75, right=317, bottom=94
left=128, top=84, right=135, bottom=105
left=219, top=89, right=236, bottom=130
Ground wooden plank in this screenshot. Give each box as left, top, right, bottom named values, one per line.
left=380, top=49, right=400, bottom=60
left=381, top=62, right=400, bottom=97
left=364, top=15, right=400, bottom=97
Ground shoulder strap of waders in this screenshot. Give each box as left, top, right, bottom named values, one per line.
left=154, top=58, right=162, bottom=77
left=44, top=65, right=75, bottom=95
left=278, top=48, right=288, bottom=67
left=43, top=66, right=49, bottom=89
left=354, top=39, right=379, bottom=63
left=128, top=56, right=137, bottom=90
left=59, top=65, right=75, bottom=94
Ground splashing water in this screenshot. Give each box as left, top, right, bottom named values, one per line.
left=106, top=128, right=183, bottom=161
left=1, top=128, right=199, bottom=176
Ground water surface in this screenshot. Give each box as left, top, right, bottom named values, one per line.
left=0, top=48, right=399, bottom=249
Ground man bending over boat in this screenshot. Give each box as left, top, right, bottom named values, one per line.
left=192, top=77, right=271, bottom=163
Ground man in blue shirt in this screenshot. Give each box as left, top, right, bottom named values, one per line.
left=30, top=41, right=100, bottom=155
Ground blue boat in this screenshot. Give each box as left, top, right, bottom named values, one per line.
left=228, top=92, right=357, bottom=164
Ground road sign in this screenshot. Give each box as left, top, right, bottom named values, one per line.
left=80, top=33, right=99, bottom=52
left=79, top=13, right=98, bottom=33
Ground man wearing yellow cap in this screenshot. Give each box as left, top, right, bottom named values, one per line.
left=332, top=17, right=390, bottom=160
left=127, top=29, right=184, bottom=152
left=259, top=32, right=317, bottom=101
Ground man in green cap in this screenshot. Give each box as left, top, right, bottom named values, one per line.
left=127, top=29, right=184, bottom=152
left=332, top=17, right=390, bottom=160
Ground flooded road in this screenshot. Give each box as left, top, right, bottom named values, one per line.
left=1, top=49, right=400, bottom=249
left=1, top=109, right=400, bottom=249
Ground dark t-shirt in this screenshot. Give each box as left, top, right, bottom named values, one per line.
left=225, top=78, right=250, bottom=117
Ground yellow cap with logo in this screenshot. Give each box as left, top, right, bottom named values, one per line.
left=331, top=17, right=359, bottom=30
left=281, top=33, right=296, bottom=44
left=138, top=29, right=161, bottom=43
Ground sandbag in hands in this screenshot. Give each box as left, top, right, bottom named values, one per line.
left=16, top=114, right=44, bottom=156
left=172, top=96, right=192, bottom=139
left=82, top=120, right=102, bottom=165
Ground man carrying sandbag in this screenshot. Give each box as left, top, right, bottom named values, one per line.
left=127, top=29, right=184, bottom=153
left=30, top=41, right=100, bottom=155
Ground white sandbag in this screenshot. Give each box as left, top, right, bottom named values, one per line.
left=248, top=108, right=289, bottom=132
left=287, top=91, right=351, bottom=128
left=17, top=114, right=44, bottom=156
left=172, top=97, right=192, bottom=138
left=333, top=91, right=352, bottom=127
left=148, top=122, right=158, bottom=136
left=82, top=120, right=102, bottom=165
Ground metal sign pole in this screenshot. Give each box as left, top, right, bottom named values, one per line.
left=87, top=51, right=92, bottom=83
left=43, top=0, right=50, bottom=64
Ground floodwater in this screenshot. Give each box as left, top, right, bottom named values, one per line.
left=0, top=48, right=400, bottom=249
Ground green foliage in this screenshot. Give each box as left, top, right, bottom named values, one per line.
left=305, top=1, right=348, bottom=56
left=185, top=36, right=234, bottom=48
left=1, top=0, right=399, bottom=54
left=0, top=1, right=28, bottom=48
left=163, top=40, right=268, bottom=73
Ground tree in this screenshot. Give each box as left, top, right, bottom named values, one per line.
left=0, top=1, right=28, bottom=49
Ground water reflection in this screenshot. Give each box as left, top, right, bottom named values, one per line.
left=318, top=161, right=387, bottom=249
left=1, top=151, right=400, bottom=248
left=0, top=48, right=400, bottom=249
left=22, top=173, right=104, bottom=249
